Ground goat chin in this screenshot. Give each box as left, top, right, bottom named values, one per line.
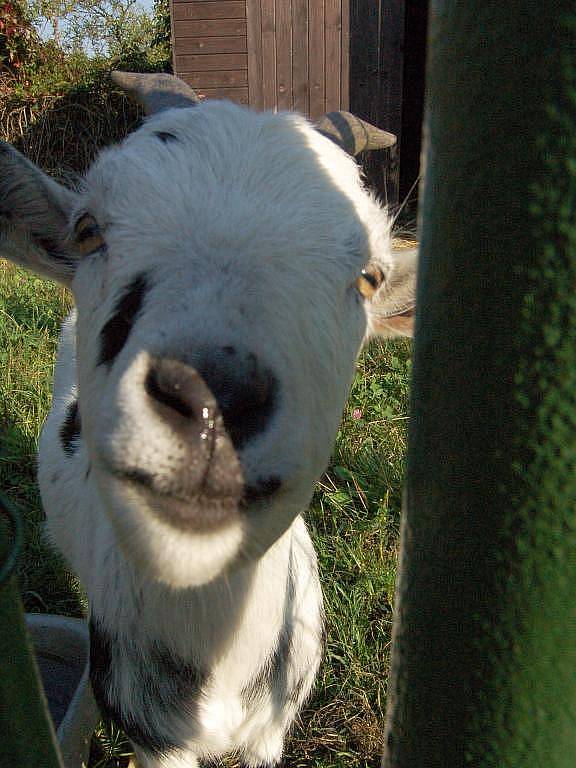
left=102, top=497, right=247, bottom=589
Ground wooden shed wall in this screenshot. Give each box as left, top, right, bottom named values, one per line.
left=171, top=1, right=249, bottom=104
left=170, top=0, right=349, bottom=117
left=170, top=1, right=428, bottom=206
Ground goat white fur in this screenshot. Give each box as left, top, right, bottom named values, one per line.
left=0, top=75, right=416, bottom=768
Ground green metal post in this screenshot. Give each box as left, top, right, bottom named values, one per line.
left=383, top=3, right=576, bottom=767
left=0, top=496, right=64, bottom=768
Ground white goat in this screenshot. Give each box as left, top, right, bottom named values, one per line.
left=0, top=73, right=416, bottom=768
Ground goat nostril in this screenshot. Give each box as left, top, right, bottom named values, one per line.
left=145, top=359, right=217, bottom=425
left=145, top=366, right=194, bottom=419
left=216, top=366, right=277, bottom=449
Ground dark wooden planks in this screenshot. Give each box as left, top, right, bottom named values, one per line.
left=174, top=18, right=246, bottom=37
left=399, top=0, right=428, bottom=202
left=181, top=70, right=248, bottom=87
left=308, top=0, right=326, bottom=118
left=174, top=52, right=248, bottom=71
left=275, top=0, right=293, bottom=110
left=340, top=0, right=349, bottom=109
left=175, top=36, right=247, bottom=54
left=379, top=0, right=406, bottom=139
left=173, top=2, right=245, bottom=21
left=350, top=0, right=404, bottom=205
left=325, top=0, right=342, bottom=112
left=200, top=86, right=249, bottom=102
left=246, top=0, right=264, bottom=108
left=260, top=0, right=277, bottom=109
left=172, top=0, right=249, bottom=104
left=172, top=0, right=350, bottom=115
left=291, top=0, right=309, bottom=113
left=350, top=0, right=381, bottom=125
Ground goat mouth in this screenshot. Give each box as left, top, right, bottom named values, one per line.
left=104, top=464, right=242, bottom=532
left=147, top=491, right=239, bottom=531
left=102, top=462, right=281, bottom=530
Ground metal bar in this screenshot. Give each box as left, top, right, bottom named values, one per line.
left=0, top=495, right=64, bottom=768
left=383, top=2, right=576, bottom=765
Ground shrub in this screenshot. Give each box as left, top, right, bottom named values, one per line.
left=0, top=0, right=41, bottom=76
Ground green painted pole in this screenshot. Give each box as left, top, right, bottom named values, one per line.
left=383, top=3, right=576, bottom=767
left=0, top=495, right=64, bottom=768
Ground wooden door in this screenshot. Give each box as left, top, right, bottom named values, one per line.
left=171, top=1, right=249, bottom=104
left=171, top=0, right=349, bottom=117
left=246, top=0, right=349, bottom=118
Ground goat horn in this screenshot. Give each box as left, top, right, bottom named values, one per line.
left=315, top=111, right=396, bottom=156
left=111, top=71, right=200, bottom=114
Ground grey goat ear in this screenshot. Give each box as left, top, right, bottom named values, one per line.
left=315, top=111, right=397, bottom=156
left=0, top=141, right=79, bottom=286
left=111, top=71, right=200, bottom=115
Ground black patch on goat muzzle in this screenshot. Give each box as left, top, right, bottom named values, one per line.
left=242, top=476, right=281, bottom=505
left=98, top=273, right=149, bottom=366
left=60, top=400, right=81, bottom=455
left=198, top=352, right=279, bottom=451
left=89, top=618, right=206, bottom=755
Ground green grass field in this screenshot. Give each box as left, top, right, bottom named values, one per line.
left=0, top=259, right=411, bottom=768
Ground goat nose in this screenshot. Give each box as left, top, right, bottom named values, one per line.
left=197, top=348, right=278, bottom=450
left=143, top=357, right=243, bottom=513
left=145, top=351, right=278, bottom=450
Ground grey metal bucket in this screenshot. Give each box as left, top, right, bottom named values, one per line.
left=26, top=614, right=99, bottom=768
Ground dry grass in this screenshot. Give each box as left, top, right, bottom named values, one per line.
left=1, top=78, right=140, bottom=178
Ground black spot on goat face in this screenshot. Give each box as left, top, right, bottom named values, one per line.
left=60, top=400, right=81, bottom=455
left=98, top=273, right=149, bottom=366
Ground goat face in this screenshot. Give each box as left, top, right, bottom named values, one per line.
left=0, top=76, right=416, bottom=588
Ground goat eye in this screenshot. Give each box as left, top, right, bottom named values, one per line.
left=356, top=265, right=385, bottom=299
left=74, top=213, right=105, bottom=255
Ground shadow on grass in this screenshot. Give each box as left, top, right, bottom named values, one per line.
left=0, top=419, right=85, bottom=618
left=0, top=265, right=83, bottom=619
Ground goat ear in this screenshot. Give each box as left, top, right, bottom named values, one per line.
left=365, top=245, right=418, bottom=339
left=0, top=142, right=79, bottom=286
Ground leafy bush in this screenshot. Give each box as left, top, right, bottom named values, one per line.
left=0, top=0, right=41, bottom=75
left=0, top=0, right=172, bottom=175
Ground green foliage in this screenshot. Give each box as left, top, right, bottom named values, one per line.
left=0, top=0, right=172, bottom=169
left=68, top=0, right=154, bottom=58
left=152, top=0, right=170, bottom=49
left=0, top=264, right=85, bottom=620
left=0, top=0, right=42, bottom=74
left=26, top=0, right=171, bottom=63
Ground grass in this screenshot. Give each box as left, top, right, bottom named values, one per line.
left=0, top=259, right=412, bottom=768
